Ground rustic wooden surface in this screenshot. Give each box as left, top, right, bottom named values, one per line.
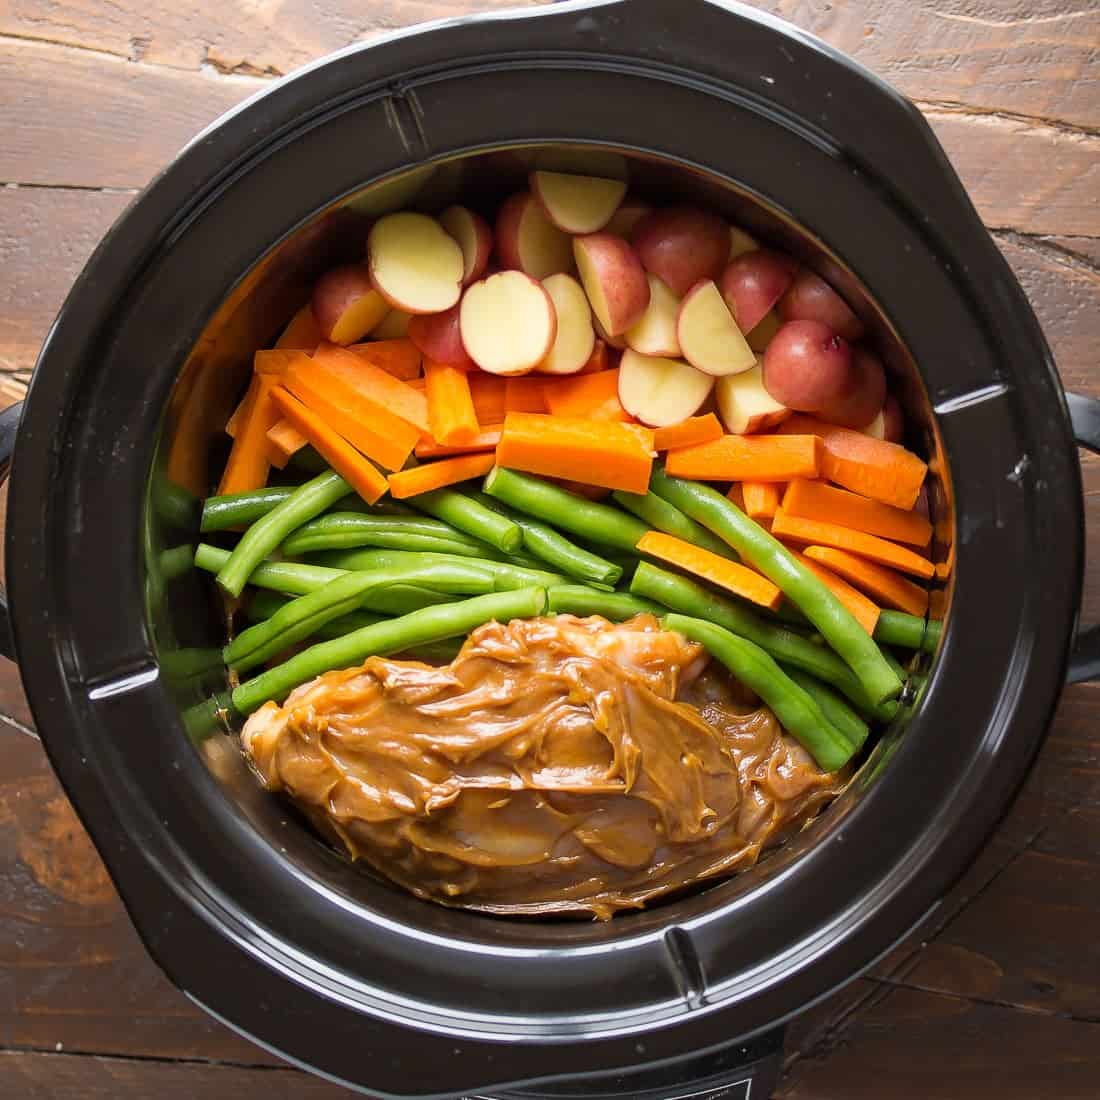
left=0, top=1, right=1097, bottom=1096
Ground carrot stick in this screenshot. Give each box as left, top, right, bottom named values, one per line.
left=542, top=369, right=626, bottom=421
left=225, top=395, right=246, bottom=439
left=636, top=531, right=782, bottom=610
left=936, top=541, right=955, bottom=580
left=777, top=414, right=926, bottom=510
left=929, top=589, right=946, bottom=621
left=282, top=357, right=419, bottom=471
left=266, top=419, right=309, bottom=469
left=653, top=413, right=724, bottom=451
left=742, top=481, right=783, bottom=520
left=254, top=349, right=304, bottom=376
left=469, top=373, right=507, bottom=424
left=803, top=546, right=929, bottom=617
left=665, top=434, right=821, bottom=482
left=415, top=425, right=502, bottom=459
left=770, top=509, right=936, bottom=579
left=275, top=304, right=322, bottom=351
left=726, top=482, right=745, bottom=511
left=218, top=375, right=279, bottom=495
left=424, top=359, right=480, bottom=445
left=344, top=338, right=422, bottom=380
left=388, top=453, right=497, bottom=499
left=504, top=376, right=547, bottom=413
left=577, top=339, right=609, bottom=374
left=311, top=341, right=429, bottom=432
left=497, top=412, right=655, bottom=494
left=782, top=478, right=932, bottom=547
left=793, top=551, right=880, bottom=635
left=269, top=387, right=388, bottom=503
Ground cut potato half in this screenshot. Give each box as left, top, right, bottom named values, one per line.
left=677, top=279, right=757, bottom=376
left=460, top=271, right=557, bottom=376
left=368, top=212, right=464, bottom=314
left=715, top=363, right=790, bottom=434
left=625, top=274, right=681, bottom=358
left=530, top=170, right=628, bottom=234
left=618, top=349, right=715, bottom=427
left=538, top=274, right=596, bottom=374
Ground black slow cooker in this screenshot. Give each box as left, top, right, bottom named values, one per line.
left=2, top=2, right=1097, bottom=1097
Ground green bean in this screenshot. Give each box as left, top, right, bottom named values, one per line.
left=875, top=610, right=942, bottom=654
left=232, top=587, right=547, bottom=714
left=216, top=470, right=351, bottom=598
left=151, top=472, right=200, bottom=531
left=484, top=468, right=648, bottom=551
left=202, top=486, right=296, bottom=532
left=468, top=490, right=621, bottom=587
left=650, top=468, right=901, bottom=704
left=611, top=490, right=735, bottom=559
left=630, top=563, right=893, bottom=720
left=408, top=487, right=522, bottom=553
left=159, top=544, right=195, bottom=581
left=357, top=586, right=457, bottom=615
left=312, top=548, right=565, bottom=591
left=226, top=562, right=495, bottom=672
left=280, top=512, right=493, bottom=558
left=546, top=585, right=664, bottom=621
left=782, top=666, right=870, bottom=752
left=663, top=614, right=853, bottom=773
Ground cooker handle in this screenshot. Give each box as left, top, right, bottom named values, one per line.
left=1066, top=391, right=1100, bottom=683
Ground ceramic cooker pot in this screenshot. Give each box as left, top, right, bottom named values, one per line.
left=2, top=2, right=1097, bottom=1096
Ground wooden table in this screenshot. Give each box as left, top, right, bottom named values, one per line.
left=1, top=2, right=1097, bottom=1096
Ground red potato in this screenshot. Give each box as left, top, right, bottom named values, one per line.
left=676, top=279, right=757, bottom=377
left=625, top=274, right=681, bottom=357
left=368, top=212, right=464, bottom=314
left=746, top=309, right=781, bottom=353
left=573, top=232, right=651, bottom=336
left=439, top=204, right=493, bottom=285
left=719, top=250, right=799, bottom=334
left=538, top=273, right=596, bottom=375
left=604, top=198, right=653, bottom=239
left=495, top=192, right=575, bottom=279
left=865, top=394, right=905, bottom=443
left=372, top=308, right=412, bottom=339
left=459, top=270, right=557, bottom=376
left=728, top=225, right=759, bottom=261
left=618, top=349, right=715, bottom=427
left=530, top=171, right=628, bottom=234
left=311, top=264, right=389, bottom=344
left=817, top=347, right=886, bottom=429
left=631, top=206, right=729, bottom=296
left=778, top=269, right=865, bottom=341
left=407, top=303, right=476, bottom=370
left=762, top=319, right=853, bottom=411
left=715, top=363, right=790, bottom=434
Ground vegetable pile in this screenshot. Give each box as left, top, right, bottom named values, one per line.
left=199, top=168, right=948, bottom=775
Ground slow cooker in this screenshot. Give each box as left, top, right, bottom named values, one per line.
left=1, top=1, right=1097, bottom=1096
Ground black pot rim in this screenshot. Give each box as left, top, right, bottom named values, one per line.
left=6, top=2, right=1082, bottom=1096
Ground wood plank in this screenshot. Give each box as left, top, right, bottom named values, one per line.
left=0, top=1049, right=347, bottom=1099
left=778, top=985, right=1100, bottom=1099
left=3, top=2, right=1096, bottom=132
left=0, top=721, right=284, bottom=1065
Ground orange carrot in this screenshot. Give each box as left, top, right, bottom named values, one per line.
left=218, top=374, right=279, bottom=495
left=269, top=388, right=388, bottom=503
left=266, top=419, right=309, bottom=469
left=781, top=478, right=932, bottom=547
left=275, top=304, right=322, bottom=351
left=637, top=531, right=782, bottom=610
left=652, top=413, right=723, bottom=451
left=542, top=368, right=626, bottom=421
left=344, top=338, right=422, bottom=380
left=777, top=414, right=926, bottom=510
left=415, top=425, right=502, bottom=459
left=577, top=339, right=609, bottom=374
left=770, top=509, right=936, bottom=579
left=496, top=412, right=655, bottom=494
left=254, top=349, right=304, bottom=376
left=469, top=373, right=507, bottom=424
left=504, top=376, right=547, bottom=413
left=935, top=541, right=955, bottom=580
left=282, top=357, right=418, bottom=471
left=742, top=481, right=783, bottom=520
left=665, top=434, right=821, bottom=482
left=803, top=546, right=929, bottom=617
left=928, top=589, right=946, bottom=620
left=388, top=453, right=496, bottom=499
left=793, top=551, right=880, bottom=634
left=311, top=341, right=429, bottom=432
left=424, top=359, right=480, bottom=445
left=225, top=395, right=246, bottom=439
left=726, top=482, right=746, bottom=511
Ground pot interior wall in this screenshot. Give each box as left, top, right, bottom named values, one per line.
left=144, top=143, right=952, bottom=937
